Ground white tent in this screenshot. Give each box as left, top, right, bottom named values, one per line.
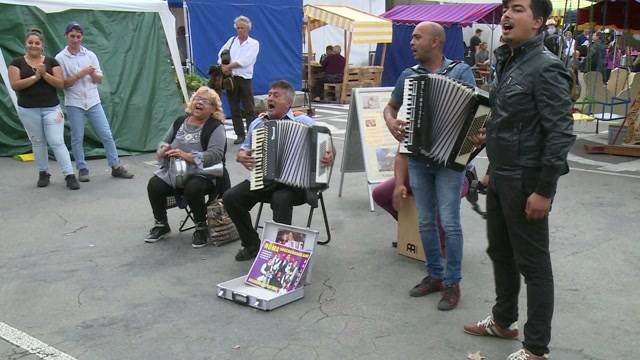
left=0, top=0, right=188, bottom=111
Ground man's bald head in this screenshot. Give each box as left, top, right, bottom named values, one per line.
left=411, top=21, right=446, bottom=64
left=415, top=21, right=446, bottom=50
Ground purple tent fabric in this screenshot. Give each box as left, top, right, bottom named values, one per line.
left=382, top=3, right=502, bottom=26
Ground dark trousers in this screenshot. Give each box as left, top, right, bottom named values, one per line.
left=227, top=76, right=255, bottom=138
left=223, top=180, right=307, bottom=249
left=147, top=175, right=215, bottom=224
left=486, top=174, right=554, bottom=356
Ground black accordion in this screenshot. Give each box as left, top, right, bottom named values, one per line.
left=401, top=73, right=490, bottom=171
left=250, top=120, right=333, bottom=190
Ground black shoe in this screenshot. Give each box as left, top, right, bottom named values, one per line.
left=235, top=246, right=258, bottom=261
left=145, top=221, right=171, bottom=243
left=233, top=137, right=245, bottom=145
left=78, top=168, right=90, bottom=182
left=37, top=171, right=50, bottom=187
left=65, top=174, right=80, bottom=190
left=111, top=166, right=134, bottom=179
left=192, top=223, right=208, bottom=248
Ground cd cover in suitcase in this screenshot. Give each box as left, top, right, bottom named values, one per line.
left=245, top=240, right=312, bottom=294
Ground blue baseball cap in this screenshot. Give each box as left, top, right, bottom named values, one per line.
left=65, top=21, right=83, bottom=34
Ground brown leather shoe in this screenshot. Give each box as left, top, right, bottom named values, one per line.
left=408, top=276, right=443, bottom=297
left=463, top=314, right=519, bottom=339
left=437, top=283, right=460, bottom=311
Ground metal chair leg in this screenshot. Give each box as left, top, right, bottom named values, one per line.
left=317, top=193, right=331, bottom=245
left=306, top=206, right=314, bottom=227
left=179, top=207, right=196, bottom=232
left=254, top=202, right=264, bottom=230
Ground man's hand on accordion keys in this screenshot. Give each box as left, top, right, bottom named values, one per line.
left=237, top=149, right=256, bottom=170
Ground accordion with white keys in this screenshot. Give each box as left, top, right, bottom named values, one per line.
left=400, top=73, right=490, bottom=171
left=250, top=120, right=333, bottom=191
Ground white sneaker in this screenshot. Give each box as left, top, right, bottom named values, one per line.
left=507, top=349, right=549, bottom=360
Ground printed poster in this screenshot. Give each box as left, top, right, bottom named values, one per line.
left=355, top=90, right=401, bottom=183
left=245, top=240, right=312, bottom=294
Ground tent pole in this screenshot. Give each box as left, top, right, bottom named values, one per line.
left=307, top=22, right=313, bottom=96
left=340, top=31, right=353, bottom=104
left=380, top=43, right=388, bottom=67
left=183, top=0, right=193, bottom=73
left=379, top=43, right=387, bottom=84
left=344, top=29, right=348, bottom=52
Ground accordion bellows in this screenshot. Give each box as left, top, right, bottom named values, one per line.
left=250, top=120, right=333, bottom=190
left=401, top=74, right=490, bottom=171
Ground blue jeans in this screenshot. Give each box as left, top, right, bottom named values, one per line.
left=408, top=158, right=464, bottom=286
left=17, top=105, right=73, bottom=176
left=66, top=104, right=120, bottom=170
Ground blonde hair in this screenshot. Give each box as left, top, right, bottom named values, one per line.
left=185, top=86, right=225, bottom=122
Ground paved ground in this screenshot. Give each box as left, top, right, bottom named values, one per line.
left=1, top=104, right=639, bottom=359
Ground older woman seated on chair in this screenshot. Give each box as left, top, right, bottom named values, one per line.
left=145, top=86, right=227, bottom=248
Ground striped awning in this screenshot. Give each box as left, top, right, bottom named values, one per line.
left=304, top=5, right=393, bottom=44
left=551, top=0, right=585, bottom=16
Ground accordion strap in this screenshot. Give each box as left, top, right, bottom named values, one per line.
left=409, top=60, right=462, bottom=76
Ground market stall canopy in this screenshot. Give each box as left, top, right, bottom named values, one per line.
left=551, top=0, right=583, bottom=16
left=577, top=0, right=640, bottom=33
left=304, top=4, right=393, bottom=44
left=382, top=3, right=502, bottom=27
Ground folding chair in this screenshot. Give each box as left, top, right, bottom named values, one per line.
left=165, top=163, right=228, bottom=233
left=165, top=194, right=196, bottom=232
left=253, top=189, right=331, bottom=245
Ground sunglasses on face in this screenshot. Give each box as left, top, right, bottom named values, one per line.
left=193, top=96, right=212, bottom=105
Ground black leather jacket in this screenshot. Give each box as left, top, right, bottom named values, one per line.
left=487, top=34, right=576, bottom=198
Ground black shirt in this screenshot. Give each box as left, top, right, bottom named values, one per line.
left=469, top=35, right=481, bottom=54
left=10, top=56, right=60, bottom=108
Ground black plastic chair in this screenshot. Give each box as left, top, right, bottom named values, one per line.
left=253, top=189, right=331, bottom=245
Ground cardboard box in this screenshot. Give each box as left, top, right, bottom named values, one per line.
left=396, top=196, right=426, bottom=262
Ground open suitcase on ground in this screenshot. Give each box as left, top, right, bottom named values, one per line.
left=217, top=221, right=318, bottom=311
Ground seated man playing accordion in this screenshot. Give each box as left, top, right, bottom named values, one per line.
left=223, top=80, right=335, bottom=261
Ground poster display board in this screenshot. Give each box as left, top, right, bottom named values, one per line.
left=339, top=87, right=398, bottom=211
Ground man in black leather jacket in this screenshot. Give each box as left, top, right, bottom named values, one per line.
left=463, top=0, right=575, bottom=359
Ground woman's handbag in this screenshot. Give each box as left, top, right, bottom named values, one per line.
left=206, top=199, right=240, bottom=246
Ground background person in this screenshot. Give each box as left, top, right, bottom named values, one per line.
left=314, top=45, right=346, bottom=99
left=475, top=42, right=491, bottom=68
left=55, top=21, right=134, bottom=182
left=468, top=28, right=483, bottom=66
left=8, top=28, right=79, bottom=190
left=223, top=80, right=335, bottom=261
left=145, top=87, right=227, bottom=248
left=218, top=15, right=260, bottom=145
left=319, top=45, right=333, bottom=66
